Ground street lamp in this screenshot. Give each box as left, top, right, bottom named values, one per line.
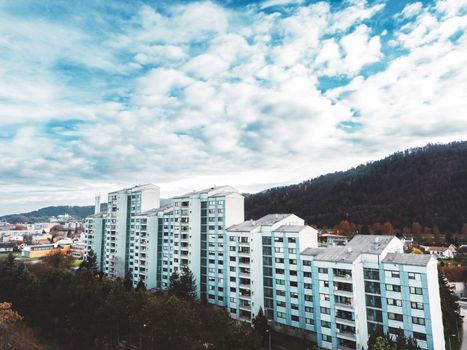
left=266, top=329, right=272, bottom=350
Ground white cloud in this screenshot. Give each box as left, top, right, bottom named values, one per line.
left=0, top=0, right=466, bottom=215
left=400, top=2, right=423, bottom=19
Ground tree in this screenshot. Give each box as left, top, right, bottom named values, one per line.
left=123, top=270, right=133, bottom=290
left=80, top=248, right=98, bottom=271
left=169, top=266, right=197, bottom=301
left=373, top=336, right=390, bottom=350
left=42, top=251, right=73, bottom=270
left=337, top=220, right=351, bottom=236
left=136, top=279, right=146, bottom=291
left=252, top=307, right=268, bottom=345
left=439, top=272, right=463, bottom=349
left=0, top=302, right=41, bottom=350
left=383, top=221, right=394, bottom=235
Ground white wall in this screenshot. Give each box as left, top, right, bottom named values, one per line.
left=426, top=258, right=446, bottom=350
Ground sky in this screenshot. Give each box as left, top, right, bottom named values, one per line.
left=0, top=0, right=467, bottom=215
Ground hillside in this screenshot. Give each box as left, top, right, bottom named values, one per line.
left=1, top=199, right=171, bottom=224
left=245, top=142, right=467, bottom=233
left=0, top=205, right=98, bottom=224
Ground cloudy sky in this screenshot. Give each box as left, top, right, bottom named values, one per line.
left=0, top=0, right=466, bottom=215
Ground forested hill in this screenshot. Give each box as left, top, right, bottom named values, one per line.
left=0, top=206, right=97, bottom=224
left=244, top=142, right=467, bottom=233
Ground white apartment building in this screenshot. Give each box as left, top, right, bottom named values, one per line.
left=226, top=214, right=318, bottom=321
left=83, top=213, right=105, bottom=269
left=104, top=184, right=160, bottom=278
left=84, top=184, right=446, bottom=350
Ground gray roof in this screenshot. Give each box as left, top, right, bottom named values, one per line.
left=257, top=214, right=294, bottom=225
left=274, top=225, right=308, bottom=233
left=227, top=214, right=294, bottom=232
left=382, top=252, right=432, bottom=266
left=140, top=205, right=173, bottom=216
left=88, top=213, right=105, bottom=218
left=173, top=185, right=238, bottom=199
left=109, top=184, right=159, bottom=194
left=301, top=247, right=324, bottom=256
left=301, top=235, right=397, bottom=263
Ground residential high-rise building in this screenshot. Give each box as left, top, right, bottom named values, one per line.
left=83, top=212, right=105, bottom=270
left=104, top=184, right=160, bottom=278
left=84, top=184, right=445, bottom=350
left=226, top=214, right=318, bottom=321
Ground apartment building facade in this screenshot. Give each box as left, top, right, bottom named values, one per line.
left=103, top=184, right=160, bottom=278
left=83, top=212, right=105, bottom=269
left=84, top=184, right=445, bottom=350
left=247, top=232, right=444, bottom=350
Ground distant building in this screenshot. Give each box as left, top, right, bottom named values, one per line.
left=318, top=233, right=349, bottom=246
left=423, top=244, right=456, bottom=259
left=21, top=243, right=70, bottom=258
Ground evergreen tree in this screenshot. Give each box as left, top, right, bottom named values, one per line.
left=439, top=273, right=463, bottom=349
left=169, top=266, right=197, bottom=301
left=79, top=248, right=98, bottom=271
left=123, top=270, right=133, bottom=290
left=136, top=278, right=146, bottom=291
left=179, top=265, right=197, bottom=301
left=252, top=307, right=269, bottom=344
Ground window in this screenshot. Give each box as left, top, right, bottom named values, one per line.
left=388, top=313, right=403, bottom=321
left=276, top=312, right=286, bottom=319
left=276, top=290, right=286, bottom=296
left=385, top=270, right=400, bottom=278
left=318, top=268, right=328, bottom=274
left=319, top=280, right=329, bottom=288
left=304, top=283, right=312, bottom=289
left=290, top=281, right=298, bottom=287
left=387, top=298, right=402, bottom=307
left=276, top=279, right=285, bottom=285
left=364, top=268, right=380, bottom=280
left=411, top=302, right=424, bottom=310
left=386, top=284, right=401, bottom=292
left=289, top=259, right=296, bottom=265
left=321, top=320, right=331, bottom=328
left=288, top=238, right=296, bottom=243
left=303, top=272, right=312, bottom=278
left=410, top=287, right=423, bottom=295
left=291, top=315, right=299, bottom=322
left=288, top=248, right=296, bottom=254
left=303, top=261, right=311, bottom=266
left=305, top=318, right=314, bottom=325
left=320, top=293, right=330, bottom=301
left=408, top=272, right=421, bottom=280
left=320, top=307, right=330, bottom=315
left=275, top=258, right=284, bottom=263
left=412, top=317, right=425, bottom=325
left=305, top=306, right=313, bottom=313
left=276, top=301, right=286, bottom=307
left=304, top=295, right=313, bottom=302
left=230, top=297, right=236, bottom=303
left=413, top=332, right=427, bottom=341
left=274, top=247, right=283, bottom=253
left=322, top=334, right=332, bottom=342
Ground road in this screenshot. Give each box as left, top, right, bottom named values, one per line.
left=460, top=301, right=467, bottom=350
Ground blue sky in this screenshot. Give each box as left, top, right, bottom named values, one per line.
left=0, top=0, right=466, bottom=214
